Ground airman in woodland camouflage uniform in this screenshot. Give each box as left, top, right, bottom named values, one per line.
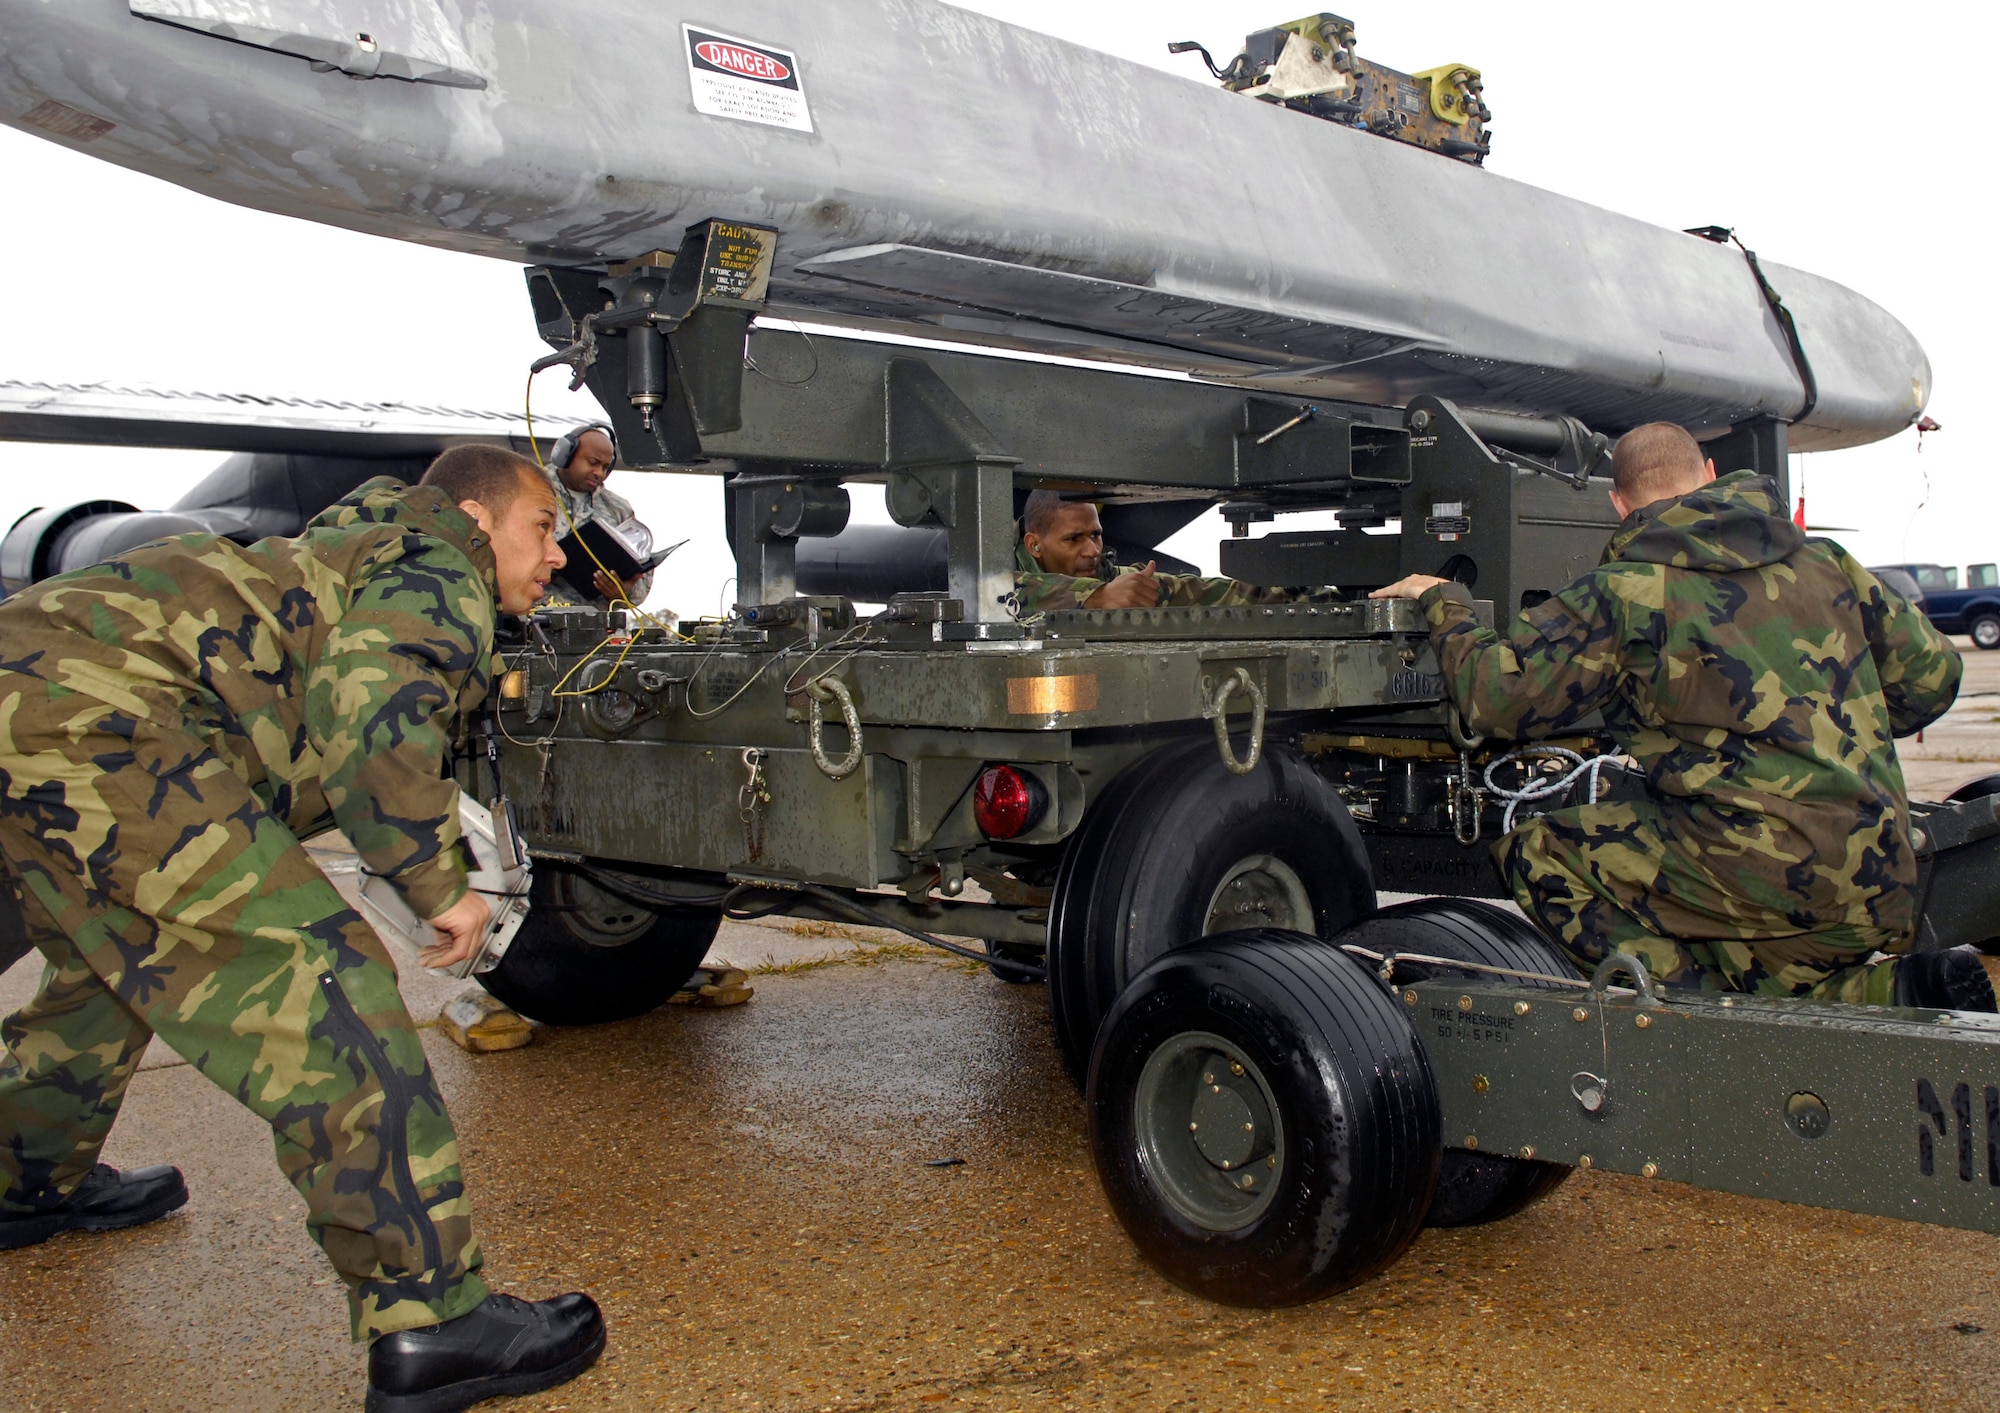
left=1014, top=490, right=1333, bottom=613
left=0, top=446, right=606, bottom=1411
left=1375, top=422, right=1978, bottom=1008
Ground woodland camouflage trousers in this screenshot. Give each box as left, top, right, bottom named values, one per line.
left=0, top=671, right=487, bottom=1340
left=1497, top=799, right=1908, bottom=1003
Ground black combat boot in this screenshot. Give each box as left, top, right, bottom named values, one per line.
left=365, top=1292, right=606, bottom=1413
left=0, top=1163, right=189, bottom=1251
left=1893, top=947, right=2000, bottom=1012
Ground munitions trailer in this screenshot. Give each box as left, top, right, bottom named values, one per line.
left=467, top=222, right=2000, bottom=1302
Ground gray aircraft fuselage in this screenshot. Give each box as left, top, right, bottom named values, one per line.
left=0, top=0, right=1928, bottom=452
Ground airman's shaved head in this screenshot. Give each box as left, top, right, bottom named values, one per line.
left=1611, top=422, right=1709, bottom=511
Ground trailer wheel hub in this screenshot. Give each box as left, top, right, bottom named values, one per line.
left=553, top=868, right=657, bottom=948
left=1189, top=1082, right=1257, bottom=1169
left=1203, top=855, right=1313, bottom=935
left=1133, top=1031, right=1285, bottom=1230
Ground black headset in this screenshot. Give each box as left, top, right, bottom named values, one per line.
left=548, top=422, right=618, bottom=472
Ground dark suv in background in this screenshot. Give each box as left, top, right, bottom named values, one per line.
left=1871, top=562, right=2000, bottom=650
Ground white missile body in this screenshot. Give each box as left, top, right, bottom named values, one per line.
left=0, top=0, right=1928, bottom=450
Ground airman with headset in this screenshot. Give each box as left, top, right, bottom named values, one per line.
left=541, top=423, right=658, bottom=608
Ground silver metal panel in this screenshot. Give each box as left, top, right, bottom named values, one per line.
left=1, top=0, right=1926, bottom=449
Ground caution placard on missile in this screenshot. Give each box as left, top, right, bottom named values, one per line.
left=683, top=25, right=812, bottom=133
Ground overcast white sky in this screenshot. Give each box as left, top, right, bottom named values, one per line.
left=3, top=1, right=1994, bottom=613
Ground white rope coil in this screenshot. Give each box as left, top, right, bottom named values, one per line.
left=1481, top=745, right=1628, bottom=833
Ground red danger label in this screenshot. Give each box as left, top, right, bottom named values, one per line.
left=684, top=24, right=811, bottom=131
left=695, top=41, right=790, bottom=82
left=689, top=31, right=798, bottom=88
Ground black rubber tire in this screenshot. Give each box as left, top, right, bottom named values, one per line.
left=1087, top=929, right=1440, bottom=1306
left=478, top=863, right=720, bottom=1026
left=1426, top=1146, right=1574, bottom=1229
left=1948, top=774, right=2000, bottom=804
left=1970, top=614, right=2000, bottom=651
left=1333, top=897, right=1578, bottom=1227
left=1047, top=739, right=1375, bottom=1082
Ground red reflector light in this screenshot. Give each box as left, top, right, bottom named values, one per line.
left=973, top=765, right=1048, bottom=839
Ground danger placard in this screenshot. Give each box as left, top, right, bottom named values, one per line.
left=684, top=25, right=812, bottom=133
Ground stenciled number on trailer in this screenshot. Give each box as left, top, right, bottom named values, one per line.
left=1916, top=1078, right=2000, bottom=1183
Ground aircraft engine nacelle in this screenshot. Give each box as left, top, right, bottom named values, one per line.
left=0, top=452, right=426, bottom=598
left=0, top=501, right=257, bottom=598
left=1, top=500, right=133, bottom=597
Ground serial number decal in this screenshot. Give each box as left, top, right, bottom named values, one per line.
left=1390, top=669, right=1444, bottom=700
left=1917, top=1078, right=2000, bottom=1184
left=1426, top=499, right=1469, bottom=542
left=1430, top=1004, right=1515, bottom=1045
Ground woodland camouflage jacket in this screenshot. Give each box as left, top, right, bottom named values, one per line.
left=1012, top=544, right=1320, bottom=614
left=0, top=478, right=497, bottom=919
left=1419, top=470, right=1962, bottom=929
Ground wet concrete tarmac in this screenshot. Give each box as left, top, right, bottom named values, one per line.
left=1903, top=638, right=2000, bottom=800
left=5, top=949, right=2000, bottom=1412
left=3, top=643, right=2000, bottom=1411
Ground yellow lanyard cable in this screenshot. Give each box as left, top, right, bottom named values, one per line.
left=520, top=368, right=870, bottom=715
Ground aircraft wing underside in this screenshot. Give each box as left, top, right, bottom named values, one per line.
left=0, top=378, right=579, bottom=456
